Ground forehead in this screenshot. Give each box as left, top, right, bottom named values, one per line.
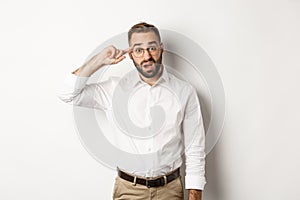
left=130, top=31, right=160, bottom=46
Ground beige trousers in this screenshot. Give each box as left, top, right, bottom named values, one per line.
left=113, top=176, right=184, bottom=200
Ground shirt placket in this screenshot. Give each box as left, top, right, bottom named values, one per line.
left=146, top=85, right=156, bottom=177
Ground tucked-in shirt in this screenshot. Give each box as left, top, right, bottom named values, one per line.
left=57, top=67, right=206, bottom=190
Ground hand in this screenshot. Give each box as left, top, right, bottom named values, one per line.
left=189, top=189, right=202, bottom=200
left=101, top=45, right=132, bottom=65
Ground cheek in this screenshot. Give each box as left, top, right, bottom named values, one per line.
left=154, top=53, right=163, bottom=62
left=132, top=58, right=142, bottom=66
left=134, top=57, right=142, bottom=63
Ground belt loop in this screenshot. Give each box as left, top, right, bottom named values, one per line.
left=163, top=175, right=167, bottom=186
left=132, top=176, right=137, bottom=186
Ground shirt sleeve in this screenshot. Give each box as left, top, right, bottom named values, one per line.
left=57, top=73, right=114, bottom=110
left=182, top=85, right=206, bottom=190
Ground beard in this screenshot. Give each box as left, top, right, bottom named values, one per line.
left=132, top=54, right=163, bottom=79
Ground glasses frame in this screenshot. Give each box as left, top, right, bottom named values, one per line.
left=131, top=43, right=163, bottom=58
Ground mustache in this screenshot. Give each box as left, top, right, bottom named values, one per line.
left=141, top=57, right=155, bottom=65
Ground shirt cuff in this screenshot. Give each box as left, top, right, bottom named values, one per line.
left=185, top=174, right=206, bottom=190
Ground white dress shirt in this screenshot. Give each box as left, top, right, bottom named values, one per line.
left=57, top=66, right=206, bottom=190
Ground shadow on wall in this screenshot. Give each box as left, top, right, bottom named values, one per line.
left=203, top=145, right=223, bottom=200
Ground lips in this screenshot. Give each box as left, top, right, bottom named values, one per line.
left=142, top=62, right=154, bottom=69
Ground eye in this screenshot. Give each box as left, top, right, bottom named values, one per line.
left=135, top=48, right=143, bottom=54
left=149, top=46, right=157, bottom=51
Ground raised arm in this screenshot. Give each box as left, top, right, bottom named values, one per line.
left=57, top=45, right=132, bottom=109
left=73, top=45, right=132, bottom=77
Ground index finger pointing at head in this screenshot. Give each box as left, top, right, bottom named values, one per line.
left=124, top=46, right=133, bottom=53
left=116, top=47, right=133, bottom=59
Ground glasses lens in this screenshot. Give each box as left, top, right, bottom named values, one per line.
left=149, top=47, right=158, bottom=55
left=133, top=47, right=144, bottom=57
left=133, top=46, right=160, bottom=58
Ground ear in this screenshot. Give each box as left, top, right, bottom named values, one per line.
left=128, top=52, right=133, bottom=60
left=160, top=43, right=164, bottom=54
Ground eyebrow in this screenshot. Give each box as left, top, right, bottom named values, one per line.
left=133, top=41, right=159, bottom=47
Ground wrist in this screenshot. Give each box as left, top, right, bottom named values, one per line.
left=188, top=189, right=202, bottom=200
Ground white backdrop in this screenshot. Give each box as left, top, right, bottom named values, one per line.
left=0, top=0, right=299, bottom=200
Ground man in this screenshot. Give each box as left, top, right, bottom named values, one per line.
left=58, top=22, right=206, bottom=200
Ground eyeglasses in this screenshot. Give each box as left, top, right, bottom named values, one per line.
left=132, top=46, right=161, bottom=58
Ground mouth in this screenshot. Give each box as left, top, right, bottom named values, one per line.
left=142, top=62, right=154, bottom=71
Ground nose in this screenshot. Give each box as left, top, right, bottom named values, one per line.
left=143, top=49, right=151, bottom=60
